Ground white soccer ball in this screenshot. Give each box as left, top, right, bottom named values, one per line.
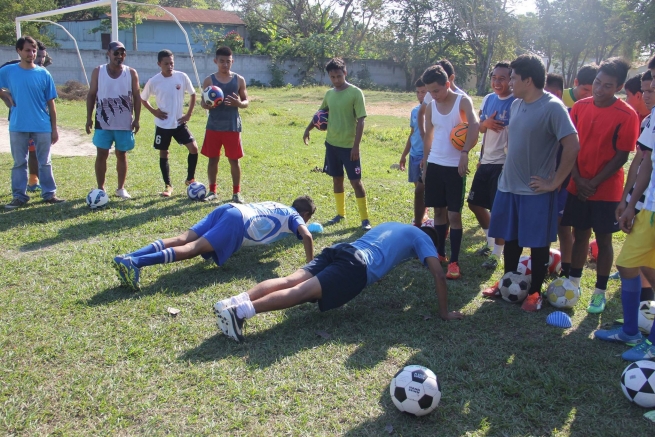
left=638, top=301, right=655, bottom=334
left=86, top=188, right=109, bottom=209
left=187, top=182, right=207, bottom=201
left=546, top=277, right=580, bottom=309
left=621, top=360, right=655, bottom=408
left=549, top=249, right=562, bottom=274
left=390, top=365, right=441, bottom=416
left=517, top=256, right=532, bottom=277
left=500, top=271, right=531, bottom=303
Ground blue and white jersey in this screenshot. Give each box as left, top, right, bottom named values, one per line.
left=231, top=202, right=306, bottom=246
left=480, top=93, right=515, bottom=165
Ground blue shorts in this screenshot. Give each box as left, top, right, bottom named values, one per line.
left=93, top=129, right=135, bottom=152
left=408, top=155, right=422, bottom=183
left=302, top=243, right=368, bottom=312
left=557, top=187, right=568, bottom=218
left=190, top=204, right=244, bottom=266
left=489, top=190, right=558, bottom=248
left=323, top=142, right=362, bottom=180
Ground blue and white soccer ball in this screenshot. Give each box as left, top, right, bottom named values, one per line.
left=390, top=365, right=441, bottom=416
left=621, top=360, right=655, bottom=408
left=187, top=182, right=207, bottom=201
left=86, top=188, right=109, bottom=209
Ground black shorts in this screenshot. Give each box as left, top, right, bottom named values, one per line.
left=424, top=163, right=466, bottom=213
left=467, top=163, right=503, bottom=210
left=323, top=142, right=362, bottom=180
left=301, top=243, right=368, bottom=312
left=560, top=195, right=619, bottom=234
left=153, top=124, right=195, bottom=150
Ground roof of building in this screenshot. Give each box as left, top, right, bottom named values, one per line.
left=112, top=7, right=245, bottom=26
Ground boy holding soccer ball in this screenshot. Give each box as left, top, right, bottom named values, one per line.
left=141, top=49, right=199, bottom=197
left=200, top=46, right=248, bottom=203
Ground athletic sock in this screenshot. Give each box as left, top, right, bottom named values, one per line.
left=160, top=158, right=171, bottom=186
left=127, top=240, right=165, bottom=258
left=187, top=153, right=198, bottom=181
left=209, top=183, right=217, bottom=194
left=622, top=275, right=642, bottom=336
left=434, top=224, right=448, bottom=257
left=641, top=287, right=654, bottom=301
left=560, top=262, right=571, bottom=278
left=132, top=247, right=176, bottom=268
left=217, top=292, right=251, bottom=310
left=503, top=240, right=522, bottom=275
left=356, top=196, right=369, bottom=220
left=334, top=192, right=346, bottom=217
left=235, top=299, right=256, bottom=320
left=595, top=275, right=609, bottom=292
left=449, top=228, right=463, bottom=263
left=529, top=246, right=549, bottom=293
left=569, top=268, right=583, bottom=288
left=492, top=243, right=504, bottom=257
left=484, top=229, right=494, bottom=248
left=233, top=185, right=240, bottom=194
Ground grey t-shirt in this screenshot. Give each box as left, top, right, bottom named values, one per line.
left=497, top=92, right=576, bottom=195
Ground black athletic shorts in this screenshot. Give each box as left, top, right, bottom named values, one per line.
left=467, top=163, right=503, bottom=210
left=323, top=142, right=362, bottom=180
left=560, top=194, right=620, bottom=234
left=302, top=243, right=368, bottom=312
left=153, top=124, right=194, bottom=150
left=424, top=162, right=466, bottom=213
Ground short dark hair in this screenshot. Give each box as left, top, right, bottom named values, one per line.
left=325, top=57, right=346, bottom=73
left=576, top=64, right=599, bottom=85
left=215, top=46, right=232, bottom=57
left=647, top=54, right=655, bottom=70
left=36, top=40, right=46, bottom=51
left=437, top=59, right=455, bottom=78
left=158, top=49, right=174, bottom=62
left=546, top=73, right=564, bottom=93
left=510, top=54, right=546, bottom=89
left=421, top=65, right=449, bottom=86
left=16, top=36, right=37, bottom=51
left=624, top=73, right=643, bottom=95
left=292, top=196, right=316, bottom=217
left=643, top=70, right=653, bottom=82
left=598, top=57, right=631, bottom=87
left=490, top=61, right=511, bottom=77
left=414, top=78, right=425, bottom=87
left=420, top=226, right=440, bottom=250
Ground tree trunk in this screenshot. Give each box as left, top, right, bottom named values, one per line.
left=132, top=14, right=138, bottom=51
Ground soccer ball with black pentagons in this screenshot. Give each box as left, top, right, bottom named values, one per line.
left=638, top=301, right=655, bottom=334
left=621, top=360, right=655, bottom=408
left=500, top=271, right=531, bottom=303
left=390, top=365, right=441, bottom=416
left=86, top=188, right=109, bottom=209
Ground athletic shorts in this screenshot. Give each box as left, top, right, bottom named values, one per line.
left=28, top=138, right=35, bottom=152
left=191, top=204, right=244, bottom=266
left=93, top=129, right=135, bottom=152
left=201, top=130, right=243, bottom=159
left=560, top=195, right=619, bottom=234
left=302, top=243, right=368, bottom=312
left=557, top=188, right=569, bottom=218
left=489, top=190, right=558, bottom=248
left=408, top=155, right=422, bottom=183
left=424, top=162, right=465, bottom=213
left=153, top=124, right=194, bottom=150
left=616, top=210, right=655, bottom=269
left=467, top=163, right=503, bottom=210
left=323, top=142, right=362, bottom=180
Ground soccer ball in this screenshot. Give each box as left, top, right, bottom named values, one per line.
left=545, top=277, right=579, bottom=309
left=621, top=360, right=655, bottom=408
left=202, top=85, right=224, bottom=108
left=187, top=181, right=207, bottom=200
left=638, top=301, right=655, bottom=334
left=312, top=109, right=328, bottom=131
left=86, top=188, right=109, bottom=209
left=589, top=239, right=598, bottom=262
left=517, top=256, right=532, bottom=276
left=549, top=248, right=562, bottom=274
left=500, top=271, right=531, bottom=303
left=450, top=122, right=468, bottom=150
left=390, top=365, right=441, bottom=416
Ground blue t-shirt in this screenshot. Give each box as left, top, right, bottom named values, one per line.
left=231, top=201, right=306, bottom=246
left=0, top=63, right=57, bottom=133
left=351, top=222, right=438, bottom=285
left=409, top=104, right=422, bottom=157
left=480, top=93, right=515, bottom=165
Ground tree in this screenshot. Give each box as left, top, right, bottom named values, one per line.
left=0, top=0, right=59, bottom=46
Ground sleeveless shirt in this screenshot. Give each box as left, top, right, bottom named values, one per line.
left=428, top=94, right=463, bottom=167
left=206, top=73, right=242, bottom=132
left=95, top=64, right=133, bottom=130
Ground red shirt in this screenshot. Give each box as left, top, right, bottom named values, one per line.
left=567, top=97, right=639, bottom=201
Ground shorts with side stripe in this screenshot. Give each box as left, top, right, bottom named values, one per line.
left=489, top=190, right=558, bottom=247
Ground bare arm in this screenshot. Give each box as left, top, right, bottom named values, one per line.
left=85, top=67, right=100, bottom=134
left=141, top=99, right=168, bottom=120
left=0, top=89, right=13, bottom=108
left=303, top=119, right=315, bottom=145
left=297, top=225, right=314, bottom=262
left=351, top=117, right=365, bottom=161
left=225, top=75, right=249, bottom=109
left=130, top=68, right=141, bottom=133
left=422, top=104, right=434, bottom=171
left=529, top=133, right=580, bottom=193
left=425, top=257, right=463, bottom=321
left=620, top=149, right=653, bottom=233
left=417, top=103, right=426, bottom=138
left=399, top=128, right=413, bottom=171
left=457, top=97, right=480, bottom=177
left=47, top=99, right=58, bottom=145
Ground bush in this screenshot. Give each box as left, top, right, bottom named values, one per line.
left=57, top=81, right=88, bottom=101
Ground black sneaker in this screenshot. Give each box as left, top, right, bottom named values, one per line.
left=44, top=196, right=66, bottom=205
left=204, top=192, right=217, bottom=202
left=474, top=245, right=491, bottom=256
left=5, top=198, right=27, bottom=210
left=219, top=307, right=244, bottom=342
left=325, top=215, right=344, bottom=226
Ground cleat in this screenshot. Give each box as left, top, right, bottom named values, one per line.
left=361, top=219, right=372, bottom=231
left=594, top=327, right=643, bottom=346
left=446, top=262, right=461, bottom=280
left=118, top=257, right=140, bottom=291
left=5, top=198, right=27, bottom=210
left=26, top=184, right=41, bottom=192
left=587, top=293, right=606, bottom=314
left=115, top=188, right=132, bottom=199
left=481, top=254, right=499, bottom=270
left=482, top=281, right=501, bottom=297
left=521, top=292, right=542, bottom=312
left=218, top=306, right=244, bottom=342
left=113, top=255, right=127, bottom=285
left=438, top=254, right=449, bottom=265
left=622, top=340, right=655, bottom=361
left=43, top=196, right=66, bottom=204
left=609, top=271, right=620, bottom=280
left=184, top=179, right=196, bottom=186
left=204, top=192, right=217, bottom=202
left=325, top=215, right=344, bottom=226
left=475, top=245, right=491, bottom=256
left=232, top=192, right=244, bottom=204
left=161, top=185, right=173, bottom=197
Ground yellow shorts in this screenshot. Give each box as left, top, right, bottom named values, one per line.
left=616, top=209, right=655, bottom=269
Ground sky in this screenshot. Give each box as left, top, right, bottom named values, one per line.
left=512, top=0, right=537, bottom=15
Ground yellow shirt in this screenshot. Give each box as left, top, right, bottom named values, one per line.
left=562, top=88, right=577, bottom=109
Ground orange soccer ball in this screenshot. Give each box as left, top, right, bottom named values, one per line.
left=450, top=122, right=468, bottom=151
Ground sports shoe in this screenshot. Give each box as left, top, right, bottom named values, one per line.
left=218, top=306, right=245, bottom=342
left=232, top=192, right=244, bottom=204
left=481, top=254, right=499, bottom=270
left=184, top=179, right=195, bottom=186
left=117, top=257, right=140, bottom=291
left=446, top=262, right=461, bottom=280
left=44, top=196, right=66, bottom=204
left=587, top=293, right=606, bottom=314
left=115, top=188, right=132, bottom=199
left=161, top=185, right=173, bottom=197
left=609, top=271, right=621, bottom=280
left=26, top=183, right=41, bottom=192
left=326, top=215, right=344, bottom=226
left=438, top=254, right=449, bottom=265
left=361, top=219, right=372, bottom=231
left=204, top=191, right=217, bottom=202
left=113, top=255, right=127, bottom=286
left=594, top=326, right=643, bottom=346
left=623, top=339, right=655, bottom=361
left=521, top=292, right=542, bottom=312
left=482, top=281, right=501, bottom=297
left=474, top=245, right=491, bottom=256
left=5, top=198, right=27, bottom=210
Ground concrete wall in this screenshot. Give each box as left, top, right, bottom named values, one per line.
left=0, top=47, right=407, bottom=89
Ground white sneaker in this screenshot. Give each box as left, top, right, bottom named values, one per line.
left=115, top=188, right=132, bottom=199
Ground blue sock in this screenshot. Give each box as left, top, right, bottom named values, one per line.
left=132, top=247, right=176, bottom=268
left=622, top=275, right=642, bottom=336
left=127, top=240, right=165, bottom=258
left=434, top=224, right=448, bottom=257
left=449, top=228, right=463, bottom=263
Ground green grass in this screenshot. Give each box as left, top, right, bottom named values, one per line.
left=0, top=87, right=652, bottom=436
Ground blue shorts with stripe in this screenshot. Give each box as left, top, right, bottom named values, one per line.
left=488, top=190, right=558, bottom=248
left=190, top=204, right=244, bottom=266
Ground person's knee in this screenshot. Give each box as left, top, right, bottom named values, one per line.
left=573, top=228, right=591, bottom=241
left=187, top=142, right=199, bottom=154
left=618, top=265, right=640, bottom=279
left=448, top=212, right=462, bottom=228
left=160, top=150, right=169, bottom=159
left=96, top=149, right=110, bottom=160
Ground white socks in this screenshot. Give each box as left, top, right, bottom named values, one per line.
left=218, top=291, right=250, bottom=310
left=570, top=276, right=581, bottom=288
left=492, top=244, right=504, bottom=257
left=236, top=299, right=256, bottom=320
left=484, top=229, right=494, bottom=248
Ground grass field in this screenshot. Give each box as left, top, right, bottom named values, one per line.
left=0, top=86, right=652, bottom=436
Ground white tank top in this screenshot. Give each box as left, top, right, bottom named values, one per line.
left=428, top=94, right=463, bottom=167
left=95, top=64, right=133, bottom=130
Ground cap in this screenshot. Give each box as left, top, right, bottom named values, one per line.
left=108, top=41, right=126, bottom=52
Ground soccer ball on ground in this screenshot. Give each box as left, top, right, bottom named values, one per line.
left=312, top=109, right=328, bottom=131
left=638, top=301, right=655, bottom=334
left=450, top=122, right=468, bottom=150
left=621, top=360, right=655, bottom=408
left=546, top=277, right=579, bottom=309
left=86, top=188, right=109, bottom=209
left=549, top=248, right=562, bottom=274
left=517, top=256, right=532, bottom=276
left=390, top=365, right=441, bottom=416
left=202, top=85, right=224, bottom=108
left=500, top=271, right=531, bottom=303
left=187, top=181, right=207, bottom=201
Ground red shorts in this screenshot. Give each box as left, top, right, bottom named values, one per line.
left=201, top=130, right=243, bottom=159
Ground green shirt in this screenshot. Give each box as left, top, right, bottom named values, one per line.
left=319, top=84, right=367, bottom=148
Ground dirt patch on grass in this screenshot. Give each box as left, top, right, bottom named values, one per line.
left=290, top=100, right=417, bottom=118
left=0, top=119, right=97, bottom=157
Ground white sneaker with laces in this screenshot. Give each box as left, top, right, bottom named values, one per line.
left=115, top=188, right=132, bottom=199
